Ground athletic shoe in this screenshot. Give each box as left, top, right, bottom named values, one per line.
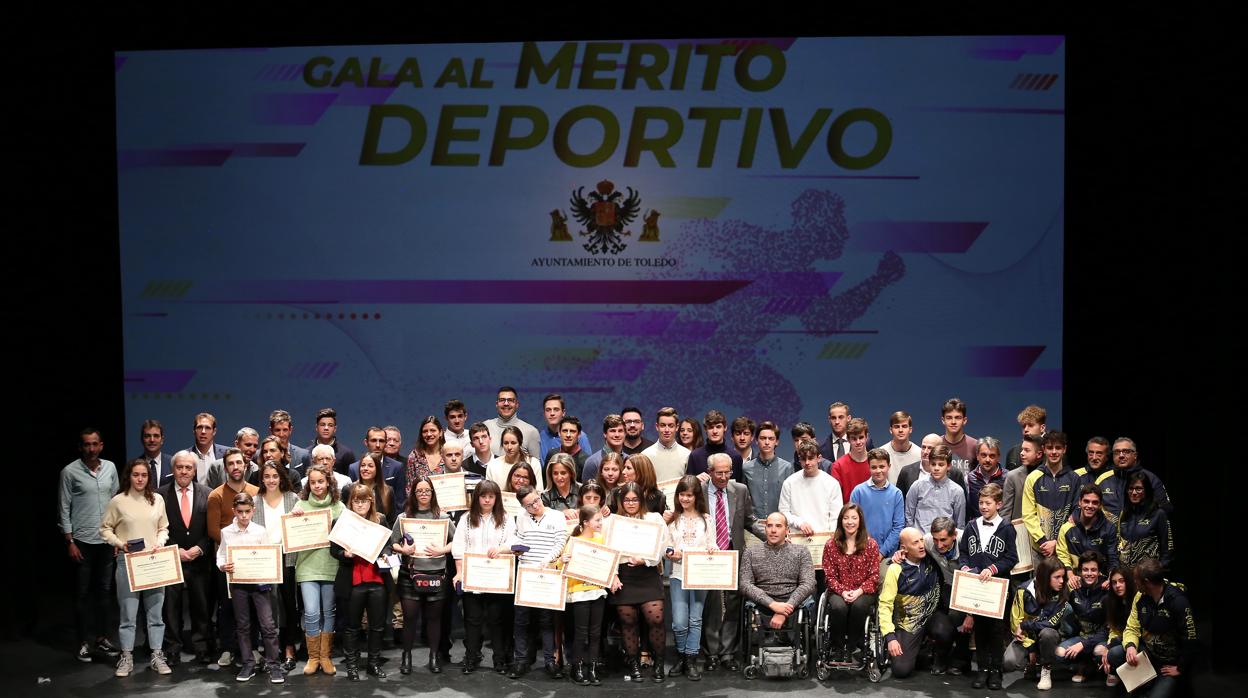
left=236, top=665, right=256, bottom=682
left=150, top=650, right=172, bottom=675
left=269, top=666, right=286, bottom=684
left=77, top=643, right=92, bottom=663
left=217, top=650, right=234, bottom=667
left=1037, top=666, right=1052, bottom=690
left=1106, top=674, right=1119, bottom=687
left=97, top=638, right=121, bottom=656
left=115, top=651, right=134, bottom=677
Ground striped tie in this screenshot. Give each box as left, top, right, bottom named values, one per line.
left=715, top=488, right=730, bottom=550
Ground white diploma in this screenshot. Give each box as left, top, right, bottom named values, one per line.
left=328, top=509, right=390, bottom=564
left=227, top=544, right=284, bottom=584
left=430, top=472, right=469, bottom=511
left=950, top=569, right=1009, bottom=619
left=125, top=545, right=184, bottom=592
left=462, top=552, right=516, bottom=594
left=399, top=518, right=450, bottom=557
left=281, top=509, right=331, bottom=553
left=657, top=478, right=681, bottom=513
left=787, top=532, right=834, bottom=568
left=1115, top=651, right=1157, bottom=693
left=563, top=537, right=620, bottom=587
left=681, top=550, right=739, bottom=590
left=1011, top=518, right=1033, bottom=574
left=514, top=566, right=567, bottom=611
left=500, top=491, right=523, bottom=519
left=604, top=516, right=665, bottom=561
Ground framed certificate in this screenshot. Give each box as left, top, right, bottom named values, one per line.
left=657, top=478, right=681, bottom=513
left=787, top=532, right=834, bottom=568
left=281, top=509, right=332, bottom=553
left=604, top=516, right=665, bottom=561
left=329, top=509, right=391, bottom=564
left=500, top=491, right=523, bottom=519
left=430, top=472, right=469, bottom=512
left=227, top=544, right=284, bottom=584
left=950, top=569, right=1009, bottom=619
left=124, top=545, right=184, bottom=592
left=399, top=518, right=450, bottom=557
left=515, top=566, right=567, bottom=611
left=462, top=552, right=516, bottom=594
left=563, top=537, right=620, bottom=587
left=681, top=550, right=739, bottom=590
left=1011, top=518, right=1033, bottom=574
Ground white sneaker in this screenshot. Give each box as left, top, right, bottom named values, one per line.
left=150, top=650, right=172, bottom=675
left=115, top=651, right=134, bottom=677
left=1037, top=666, right=1052, bottom=690
left=1106, top=674, right=1120, bottom=687
left=217, top=650, right=233, bottom=667
left=77, top=643, right=93, bottom=663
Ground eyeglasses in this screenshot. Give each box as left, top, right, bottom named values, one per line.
left=621, top=497, right=640, bottom=504
left=522, top=499, right=542, bottom=510
left=497, top=398, right=517, bottom=404
left=415, top=489, right=433, bottom=496
left=1112, top=448, right=1136, bottom=455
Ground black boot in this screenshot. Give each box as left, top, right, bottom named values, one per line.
left=570, top=661, right=585, bottom=684
left=686, top=654, right=701, bottom=681
left=988, top=666, right=1003, bottom=690
left=670, top=656, right=686, bottom=676
left=588, top=660, right=602, bottom=685
left=345, top=629, right=361, bottom=681
left=972, top=669, right=988, bottom=689
left=429, top=649, right=442, bottom=674
left=367, top=630, right=386, bottom=678
left=652, top=659, right=665, bottom=683
left=367, top=656, right=387, bottom=678
left=627, top=657, right=643, bottom=682
left=462, top=653, right=479, bottom=675
left=400, top=650, right=412, bottom=675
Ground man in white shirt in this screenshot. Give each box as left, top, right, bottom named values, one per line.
left=641, top=407, right=689, bottom=481
left=779, top=441, right=843, bottom=534
left=879, top=410, right=921, bottom=484
left=443, top=399, right=473, bottom=454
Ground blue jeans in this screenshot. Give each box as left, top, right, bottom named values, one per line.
left=669, top=577, right=707, bottom=656
left=116, top=560, right=165, bottom=651
left=299, top=581, right=336, bottom=636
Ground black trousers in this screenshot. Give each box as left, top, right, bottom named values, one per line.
left=890, top=612, right=954, bottom=678
left=702, top=588, right=742, bottom=659
left=231, top=584, right=279, bottom=669
left=163, top=565, right=214, bottom=656
left=347, top=583, right=389, bottom=659
left=463, top=594, right=508, bottom=664
left=568, top=598, right=605, bottom=664
left=73, top=541, right=117, bottom=643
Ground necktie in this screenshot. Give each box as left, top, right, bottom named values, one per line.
left=180, top=487, right=191, bottom=528
left=149, top=458, right=158, bottom=482
left=835, top=439, right=845, bottom=460
left=715, top=488, right=730, bottom=550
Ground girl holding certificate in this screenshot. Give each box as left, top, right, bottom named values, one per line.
left=250, top=460, right=300, bottom=671
left=331, top=484, right=395, bottom=681
left=666, top=475, right=715, bottom=681
left=293, top=464, right=343, bottom=675
left=390, top=476, right=456, bottom=675
left=821, top=502, right=882, bottom=669
left=560, top=504, right=609, bottom=685
left=488, top=426, right=543, bottom=490
left=1006, top=556, right=1072, bottom=690
left=607, top=482, right=670, bottom=683
left=451, top=479, right=517, bottom=674
left=346, top=451, right=396, bottom=525
left=1100, top=566, right=1136, bottom=687
left=100, top=458, right=171, bottom=677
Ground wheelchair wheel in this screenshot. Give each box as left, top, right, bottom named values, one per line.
left=797, top=664, right=810, bottom=679
left=867, top=659, right=883, bottom=683
left=816, top=665, right=831, bottom=681
left=744, top=664, right=759, bottom=680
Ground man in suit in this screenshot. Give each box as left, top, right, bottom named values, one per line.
left=308, top=407, right=355, bottom=476
left=160, top=451, right=216, bottom=664
left=140, top=419, right=176, bottom=488
left=701, top=452, right=765, bottom=673
left=269, top=409, right=311, bottom=477
left=189, top=412, right=231, bottom=485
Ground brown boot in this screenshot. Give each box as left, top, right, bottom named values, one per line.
left=302, top=634, right=321, bottom=675
left=320, top=632, right=337, bottom=675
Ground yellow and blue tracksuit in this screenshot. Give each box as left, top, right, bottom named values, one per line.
left=1117, top=505, right=1174, bottom=569
left=1123, top=581, right=1196, bottom=673
left=877, top=556, right=941, bottom=644
left=1022, top=464, right=1081, bottom=550
left=1056, top=510, right=1119, bottom=571
left=1010, top=580, right=1072, bottom=647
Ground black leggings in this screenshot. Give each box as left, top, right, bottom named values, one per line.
left=347, top=583, right=388, bottom=656
left=568, top=598, right=605, bottom=664
left=825, top=592, right=877, bottom=648
left=616, top=600, right=665, bottom=658
left=400, top=595, right=446, bottom=652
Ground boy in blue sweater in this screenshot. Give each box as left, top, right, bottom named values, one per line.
left=850, top=448, right=905, bottom=559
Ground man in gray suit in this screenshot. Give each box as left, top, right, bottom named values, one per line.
left=159, top=451, right=216, bottom=664
left=700, top=452, right=764, bottom=673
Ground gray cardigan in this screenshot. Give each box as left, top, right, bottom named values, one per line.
left=251, top=490, right=301, bottom=567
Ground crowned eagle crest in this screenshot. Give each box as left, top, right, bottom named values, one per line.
left=569, top=180, right=641, bottom=255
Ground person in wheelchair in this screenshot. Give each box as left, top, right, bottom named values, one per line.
left=740, top=513, right=817, bottom=644
left=878, top=527, right=953, bottom=679
left=820, top=503, right=880, bottom=666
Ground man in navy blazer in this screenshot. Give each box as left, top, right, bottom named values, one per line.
left=159, top=451, right=216, bottom=664
left=139, top=419, right=177, bottom=488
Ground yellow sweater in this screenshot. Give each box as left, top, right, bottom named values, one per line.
left=561, top=533, right=608, bottom=595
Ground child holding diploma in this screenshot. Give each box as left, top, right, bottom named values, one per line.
left=100, top=458, right=171, bottom=678
left=250, top=460, right=300, bottom=671
left=331, top=484, right=395, bottom=681
left=293, top=464, right=343, bottom=675
left=560, top=504, right=609, bottom=685
left=389, top=475, right=456, bottom=675
left=666, top=475, right=716, bottom=681
left=450, top=479, right=517, bottom=674
left=957, top=482, right=1017, bottom=690
left=607, top=481, right=670, bottom=683
left=216, top=492, right=284, bottom=684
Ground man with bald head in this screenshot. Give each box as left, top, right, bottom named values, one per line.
left=739, top=513, right=816, bottom=632
left=878, top=527, right=952, bottom=679
left=896, top=433, right=967, bottom=499
left=159, top=450, right=215, bottom=664
left=1095, top=437, right=1172, bottom=524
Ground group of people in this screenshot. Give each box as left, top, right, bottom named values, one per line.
left=58, top=392, right=1192, bottom=695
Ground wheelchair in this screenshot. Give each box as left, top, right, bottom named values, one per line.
left=741, top=598, right=813, bottom=680
left=814, top=590, right=887, bottom=682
